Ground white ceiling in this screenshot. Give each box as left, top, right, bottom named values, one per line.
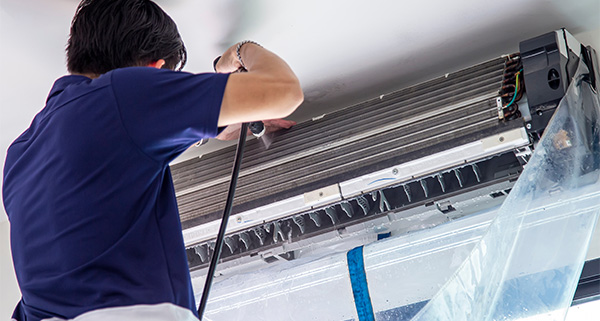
left=1, top=0, right=599, bottom=222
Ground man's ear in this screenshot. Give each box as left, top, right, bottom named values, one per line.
left=148, top=59, right=166, bottom=69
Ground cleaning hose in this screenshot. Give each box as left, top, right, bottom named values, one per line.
left=198, top=56, right=266, bottom=318
left=197, top=122, right=250, bottom=319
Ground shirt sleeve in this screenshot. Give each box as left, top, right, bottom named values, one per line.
left=110, top=67, right=230, bottom=163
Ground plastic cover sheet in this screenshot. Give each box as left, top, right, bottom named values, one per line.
left=201, top=251, right=359, bottom=321
left=409, top=59, right=600, bottom=321
left=200, top=208, right=497, bottom=321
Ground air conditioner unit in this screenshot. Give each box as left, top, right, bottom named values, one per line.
left=171, top=29, right=600, bottom=319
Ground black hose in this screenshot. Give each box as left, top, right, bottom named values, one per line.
left=197, top=122, right=250, bottom=319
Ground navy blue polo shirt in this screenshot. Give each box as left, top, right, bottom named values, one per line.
left=2, top=67, right=229, bottom=320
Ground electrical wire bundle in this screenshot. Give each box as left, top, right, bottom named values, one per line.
left=499, top=54, right=525, bottom=120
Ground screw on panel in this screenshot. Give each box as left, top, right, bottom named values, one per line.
left=392, top=168, right=399, bottom=175
left=293, top=215, right=306, bottom=234
left=454, top=169, right=464, bottom=188
left=356, top=195, right=370, bottom=215
left=341, top=201, right=354, bottom=218
left=526, top=123, right=532, bottom=130
left=403, top=184, right=412, bottom=202
left=309, top=212, right=322, bottom=227
left=437, top=174, right=446, bottom=193
left=325, top=207, right=339, bottom=225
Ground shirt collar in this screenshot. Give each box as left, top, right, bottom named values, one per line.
left=46, top=75, right=92, bottom=103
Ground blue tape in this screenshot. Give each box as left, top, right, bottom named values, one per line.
left=347, top=246, right=375, bottom=321
left=368, top=178, right=396, bottom=186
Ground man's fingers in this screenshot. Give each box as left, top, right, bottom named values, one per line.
left=263, top=119, right=296, bottom=130
left=214, top=119, right=296, bottom=141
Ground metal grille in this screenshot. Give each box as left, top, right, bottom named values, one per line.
left=185, top=151, right=523, bottom=270
left=172, top=57, right=512, bottom=229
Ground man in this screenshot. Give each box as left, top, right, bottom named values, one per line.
left=2, top=0, right=303, bottom=320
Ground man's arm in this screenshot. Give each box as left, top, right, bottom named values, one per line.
left=215, top=43, right=304, bottom=127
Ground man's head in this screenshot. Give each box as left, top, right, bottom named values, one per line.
left=66, top=0, right=187, bottom=76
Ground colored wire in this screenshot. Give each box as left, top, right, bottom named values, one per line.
left=504, top=69, right=522, bottom=108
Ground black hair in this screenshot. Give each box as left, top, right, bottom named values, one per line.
left=66, top=0, right=187, bottom=75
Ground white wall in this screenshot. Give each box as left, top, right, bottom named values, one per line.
left=576, top=27, right=600, bottom=55
left=0, top=221, right=20, bottom=318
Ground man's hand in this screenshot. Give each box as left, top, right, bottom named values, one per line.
left=216, top=119, right=297, bottom=141
left=214, top=43, right=244, bottom=74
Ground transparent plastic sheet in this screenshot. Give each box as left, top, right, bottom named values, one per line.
left=199, top=209, right=498, bottom=321
left=409, top=59, right=600, bottom=321
left=201, top=251, right=359, bottom=321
